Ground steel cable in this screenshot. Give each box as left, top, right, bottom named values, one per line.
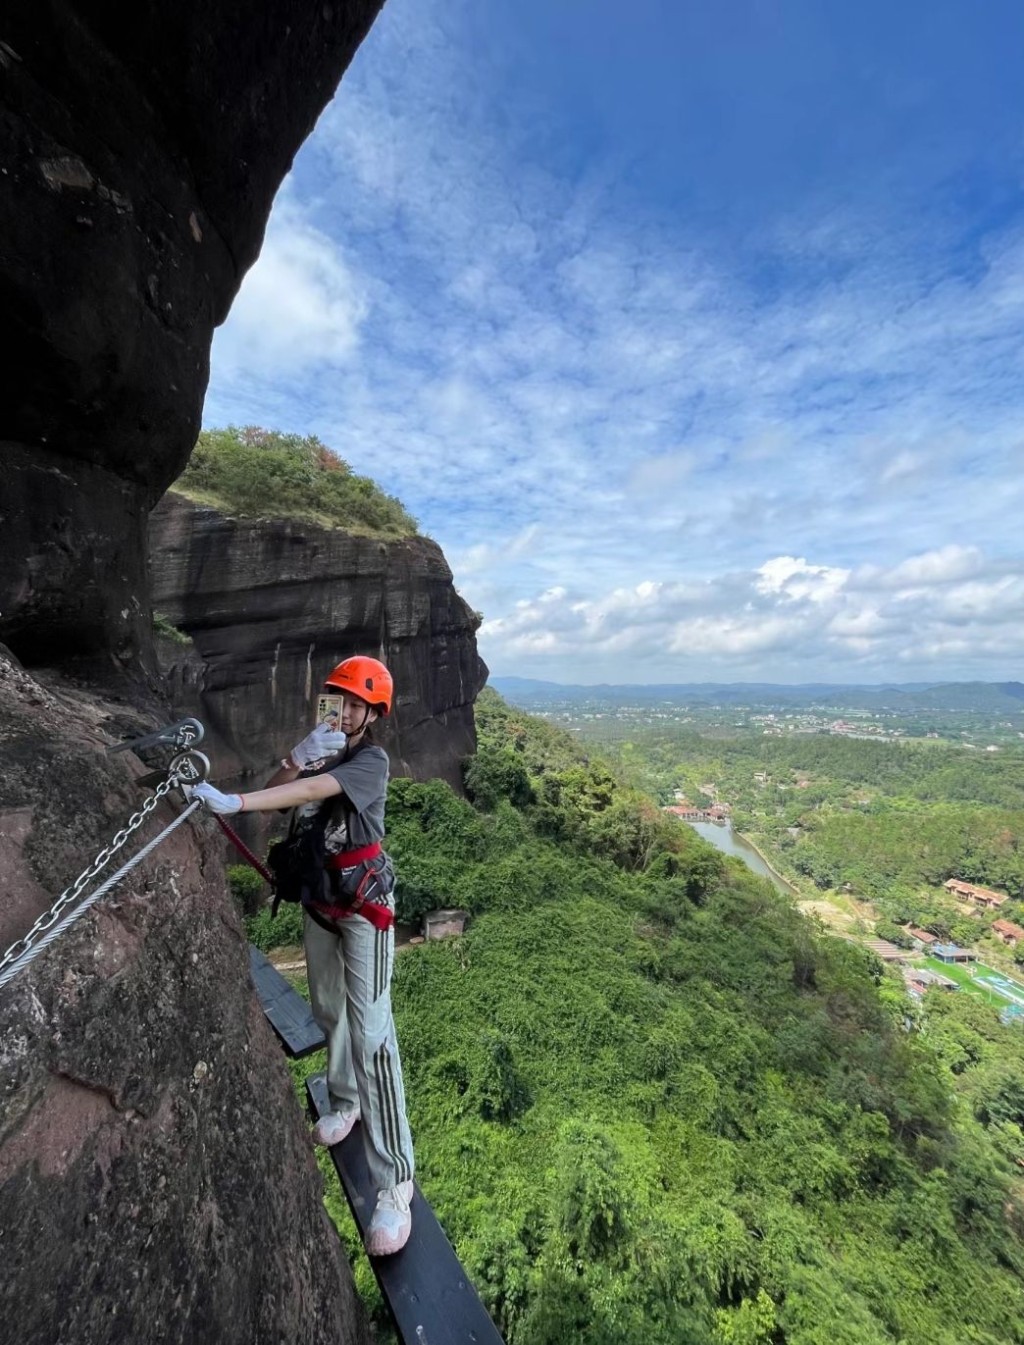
left=0, top=800, right=201, bottom=991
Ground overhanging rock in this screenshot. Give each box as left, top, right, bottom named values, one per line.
left=1, top=0, right=383, bottom=671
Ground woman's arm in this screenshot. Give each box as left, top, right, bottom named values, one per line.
left=241, top=772, right=343, bottom=813
left=264, top=759, right=301, bottom=789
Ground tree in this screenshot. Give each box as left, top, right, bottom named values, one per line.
left=551, top=1120, right=633, bottom=1264
left=464, top=746, right=534, bottom=811
left=469, top=1029, right=531, bottom=1123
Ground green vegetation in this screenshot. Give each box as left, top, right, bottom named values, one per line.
left=152, top=610, right=192, bottom=644
left=603, top=727, right=1024, bottom=946
left=173, top=426, right=418, bottom=537
left=226, top=863, right=267, bottom=917
left=251, top=689, right=1024, bottom=1343
left=247, top=897, right=304, bottom=951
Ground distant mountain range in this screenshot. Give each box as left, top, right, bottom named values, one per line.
left=489, top=677, right=1024, bottom=714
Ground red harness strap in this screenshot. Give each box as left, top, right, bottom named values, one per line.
left=310, top=898, right=394, bottom=932
left=318, top=841, right=391, bottom=929
left=325, top=842, right=382, bottom=869
left=215, top=816, right=274, bottom=884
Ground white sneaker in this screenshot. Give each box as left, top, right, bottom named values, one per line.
left=313, top=1108, right=360, bottom=1147
left=365, top=1180, right=414, bottom=1256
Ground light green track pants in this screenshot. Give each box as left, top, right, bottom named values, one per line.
left=303, top=907, right=415, bottom=1191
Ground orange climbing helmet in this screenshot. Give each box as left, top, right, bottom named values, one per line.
left=324, top=656, right=394, bottom=716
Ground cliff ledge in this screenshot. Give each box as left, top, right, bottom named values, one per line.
left=150, top=491, right=488, bottom=793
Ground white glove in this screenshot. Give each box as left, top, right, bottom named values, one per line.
left=188, top=781, right=244, bottom=816
left=289, top=722, right=347, bottom=769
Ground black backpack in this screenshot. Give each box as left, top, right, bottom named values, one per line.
left=267, top=740, right=373, bottom=917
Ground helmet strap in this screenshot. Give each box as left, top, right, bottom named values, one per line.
left=347, top=699, right=373, bottom=743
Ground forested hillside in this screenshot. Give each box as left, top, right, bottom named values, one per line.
left=602, top=727, right=1024, bottom=951
left=253, top=690, right=1024, bottom=1345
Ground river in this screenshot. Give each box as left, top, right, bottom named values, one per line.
left=686, top=821, right=795, bottom=894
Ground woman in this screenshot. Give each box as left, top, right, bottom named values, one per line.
left=192, top=655, right=416, bottom=1257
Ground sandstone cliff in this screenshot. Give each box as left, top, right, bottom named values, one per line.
left=1, top=0, right=383, bottom=672
left=150, top=491, right=488, bottom=795
left=0, top=655, right=369, bottom=1345
left=1, top=3, right=389, bottom=1339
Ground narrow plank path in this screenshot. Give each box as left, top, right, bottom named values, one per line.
left=307, top=1074, right=505, bottom=1345
left=248, top=944, right=506, bottom=1345
left=248, top=945, right=325, bottom=1057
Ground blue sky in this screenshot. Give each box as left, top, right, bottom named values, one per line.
left=205, top=0, right=1024, bottom=684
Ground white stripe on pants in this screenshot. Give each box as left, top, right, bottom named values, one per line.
left=303, top=907, right=415, bottom=1190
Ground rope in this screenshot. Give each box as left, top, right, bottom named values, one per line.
left=0, top=800, right=201, bottom=991
left=215, top=816, right=273, bottom=884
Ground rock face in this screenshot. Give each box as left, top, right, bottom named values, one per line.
left=1, top=4, right=389, bottom=1336
left=0, top=656, right=369, bottom=1345
left=150, top=492, right=488, bottom=795
left=0, top=0, right=383, bottom=669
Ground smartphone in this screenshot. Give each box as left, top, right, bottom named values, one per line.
left=315, top=693, right=343, bottom=730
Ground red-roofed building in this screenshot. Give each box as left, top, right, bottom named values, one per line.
left=907, top=926, right=937, bottom=949
left=992, top=919, right=1024, bottom=949
left=944, top=878, right=1009, bottom=910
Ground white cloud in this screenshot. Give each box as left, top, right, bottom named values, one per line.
left=755, top=557, right=851, bottom=604
left=884, top=544, right=984, bottom=587
left=668, top=614, right=804, bottom=658
left=479, top=548, right=1024, bottom=679
left=937, top=575, right=1024, bottom=623
left=204, top=0, right=1024, bottom=682
left=212, top=199, right=367, bottom=380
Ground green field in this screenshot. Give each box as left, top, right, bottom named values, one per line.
left=923, top=955, right=1010, bottom=1008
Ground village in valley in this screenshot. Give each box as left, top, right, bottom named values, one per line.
left=660, top=775, right=1024, bottom=1026
left=853, top=878, right=1024, bottom=1023
left=492, top=678, right=1024, bottom=748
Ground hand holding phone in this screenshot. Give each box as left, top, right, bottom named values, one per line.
left=289, top=721, right=348, bottom=769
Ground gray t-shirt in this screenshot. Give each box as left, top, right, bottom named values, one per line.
left=291, top=742, right=390, bottom=857
left=325, top=744, right=389, bottom=848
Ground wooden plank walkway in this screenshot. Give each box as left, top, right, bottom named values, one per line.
left=248, top=943, right=506, bottom=1345
left=248, top=945, right=326, bottom=1057
left=307, top=1074, right=505, bottom=1345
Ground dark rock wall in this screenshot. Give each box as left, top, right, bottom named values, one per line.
left=150, top=492, right=488, bottom=796
left=0, top=0, right=383, bottom=667
left=1, top=2, right=390, bottom=1338
left=0, top=656, right=369, bottom=1345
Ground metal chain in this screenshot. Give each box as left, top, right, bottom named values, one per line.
left=0, top=770, right=196, bottom=988
left=0, top=798, right=202, bottom=991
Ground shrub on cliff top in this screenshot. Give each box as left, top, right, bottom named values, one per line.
left=173, top=426, right=418, bottom=538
